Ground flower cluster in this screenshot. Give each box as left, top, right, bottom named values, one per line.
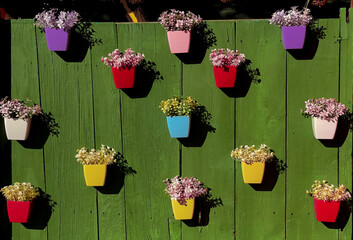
left=0, top=97, right=42, bottom=119
left=231, top=144, right=274, bottom=164
left=164, top=176, right=208, bottom=202
left=269, top=7, right=312, bottom=27
left=301, top=97, right=349, bottom=122
left=306, top=180, right=351, bottom=202
left=1, top=182, right=40, bottom=202
left=158, top=9, right=202, bottom=31
left=75, top=145, right=118, bottom=165
left=34, top=8, right=80, bottom=31
left=311, top=0, right=327, bottom=8
left=101, top=48, right=144, bottom=69
left=209, top=48, right=246, bottom=68
left=159, top=96, right=198, bottom=117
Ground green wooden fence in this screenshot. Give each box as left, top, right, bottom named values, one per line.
left=2, top=8, right=353, bottom=240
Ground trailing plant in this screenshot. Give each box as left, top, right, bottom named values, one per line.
left=0, top=96, right=42, bottom=119
left=101, top=48, right=144, bottom=69
left=1, top=182, right=40, bottom=202
left=164, top=176, right=208, bottom=202
left=301, top=97, right=349, bottom=122
left=269, top=6, right=312, bottom=27
left=34, top=8, right=80, bottom=31
left=306, top=180, right=351, bottom=202
left=159, top=96, right=198, bottom=117
left=231, top=144, right=274, bottom=164
left=158, top=9, right=202, bottom=31
left=75, top=145, right=118, bottom=165
left=209, top=48, right=246, bottom=68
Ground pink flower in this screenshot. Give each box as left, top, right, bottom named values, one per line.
left=101, top=48, right=144, bottom=69
left=209, top=48, right=245, bottom=67
left=302, top=98, right=349, bottom=122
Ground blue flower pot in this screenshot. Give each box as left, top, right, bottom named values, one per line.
left=166, top=116, right=191, bottom=138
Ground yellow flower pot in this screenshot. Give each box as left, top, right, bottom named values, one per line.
left=241, top=162, right=265, bottom=184
left=83, top=164, right=107, bottom=186
left=171, top=198, right=195, bottom=220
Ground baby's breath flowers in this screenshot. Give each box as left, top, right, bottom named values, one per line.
left=101, top=48, right=144, bottom=69
left=231, top=144, right=274, bottom=165
left=75, top=145, right=117, bottom=165
left=164, top=176, right=208, bottom=202
left=159, top=96, right=198, bottom=117
left=1, top=182, right=40, bottom=201
left=158, top=9, right=202, bottom=32
left=209, top=48, right=245, bottom=68
left=34, top=8, right=80, bottom=31
left=0, top=96, right=42, bottom=119
left=269, top=6, right=312, bottom=27
left=306, top=180, right=351, bottom=202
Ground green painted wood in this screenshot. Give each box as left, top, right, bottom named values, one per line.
left=35, top=23, right=98, bottom=239
left=181, top=20, right=235, bottom=240
left=117, top=22, right=181, bottom=240
left=90, top=22, right=126, bottom=240
left=235, top=20, right=286, bottom=240
left=11, top=19, right=46, bottom=240
left=286, top=19, right=341, bottom=240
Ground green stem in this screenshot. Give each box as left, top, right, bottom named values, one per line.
left=304, top=0, right=311, bottom=9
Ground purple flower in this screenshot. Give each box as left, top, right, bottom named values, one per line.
left=0, top=97, right=42, bottom=119
left=34, top=8, right=80, bottom=31
left=269, top=6, right=312, bottom=27
left=158, top=9, right=202, bottom=32
left=101, top=48, right=144, bottom=69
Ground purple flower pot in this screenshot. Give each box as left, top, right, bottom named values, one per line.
left=45, top=28, right=71, bottom=51
left=281, top=26, right=306, bottom=50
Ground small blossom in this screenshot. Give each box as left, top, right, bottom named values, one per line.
left=164, top=176, right=208, bottom=202
left=306, top=180, right=351, bottom=202
left=0, top=96, right=42, bottom=119
left=75, top=145, right=117, bottom=165
left=158, top=9, right=202, bottom=32
left=1, top=182, right=40, bottom=201
left=269, top=6, right=312, bottom=27
left=231, top=144, right=274, bottom=164
left=34, top=8, right=80, bottom=31
left=159, top=96, right=198, bottom=117
left=101, top=48, right=144, bottom=69
left=209, top=48, right=245, bottom=68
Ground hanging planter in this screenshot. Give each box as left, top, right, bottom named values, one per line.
left=111, top=66, right=136, bottom=89
left=159, top=9, right=202, bottom=54
left=307, top=180, right=351, bottom=223
left=164, top=176, right=208, bottom=220
left=311, top=117, right=338, bottom=140
left=269, top=6, right=312, bottom=50
left=212, top=66, right=237, bottom=88
left=83, top=164, right=107, bottom=186
left=102, top=49, right=144, bottom=89
left=34, top=8, right=80, bottom=52
left=159, top=96, right=198, bottom=139
left=4, top=118, right=32, bottom=141
left=231, top=144, right=274, bottom=184
left=171, top=198, right=195, bottom=220
left=1, top=182, right=39, bottom=223
left=314, top=198, right=340, bottom=222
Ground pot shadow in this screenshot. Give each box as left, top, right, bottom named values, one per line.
left=23, top=188, right=56, bottom=230
left=122, top=60, right=163, bottom=98
left=95, top=153, right=137, bottom=194
left=220, top=59, right=261, bottom=98
left=182, top=189, right=223, bottom=227
left=322, top=197, right=351, bottom=230
left=318, top=118, right=350, bottom=148
left=56, top=21, right=102, bottom=62
left=175, top=21, right=217, bottom=64
left=178, top=105, right=216, bottom=147
left=250, top=155, right=286, bottom=191
left=287, top=22, right=326, bottom=60
left=19, top=112, right=60, bottom=149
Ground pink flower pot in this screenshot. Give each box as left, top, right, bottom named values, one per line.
left=314, top=198, right=341, bottom=222
left=111, top=67, right=136, bottom=89
left=311, top=117, right=338, bottom=140
left=213, top=65, right=238, bottom=88
left=7, top=200, right=34, bottom=223
left=167, top=31, right=191, bottom=54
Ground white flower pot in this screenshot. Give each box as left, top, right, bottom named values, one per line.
left=4, top=118, right=32, bottom=140
left=311, top=117, right=338, bottom=140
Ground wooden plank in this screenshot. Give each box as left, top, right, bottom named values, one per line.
left=286, top=19, right=340, bottom=240
left=35, top=23, right=98, bottom=239
left=235, top=20, right=286, bottom=240
left=11, top=19, right=46, bottom=240
left=90, top=22, right=126, bottom=240
left=117, top=22, right=181, bottom=240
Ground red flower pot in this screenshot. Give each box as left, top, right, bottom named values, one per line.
left=213, top=65, right=238, bottom=88
left=111, top=67, right=136, bottom=89
left=314, top=198, right=341, bottom=222
left=7, top=200, right=34, bottom=223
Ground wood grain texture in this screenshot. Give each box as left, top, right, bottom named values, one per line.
left=235, top=20, right=286, bottom=240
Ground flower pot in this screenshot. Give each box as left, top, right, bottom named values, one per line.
left=171, top=198, right=195, bottom=220
left=111, top=67, right=136, bottom=89
left=281, top=26, right=306, bottom=50
left=166, top=116, right=191, bottom=138
left=83, top=164, right=107, bottom=186
left=311, top=117, right=338, bottom=140
left=167, top=31, right=191, bottom=54
left=45, top=28, right=71, bottom=51
left=314, top=198, right=341, bottom=222
left=7, top=200, right=34, bottom=223
left=241, top=162, right=265, bottom=184
left=213, top=65, right=238, bottom=88
left=4, top=118, right=32, bottom=140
